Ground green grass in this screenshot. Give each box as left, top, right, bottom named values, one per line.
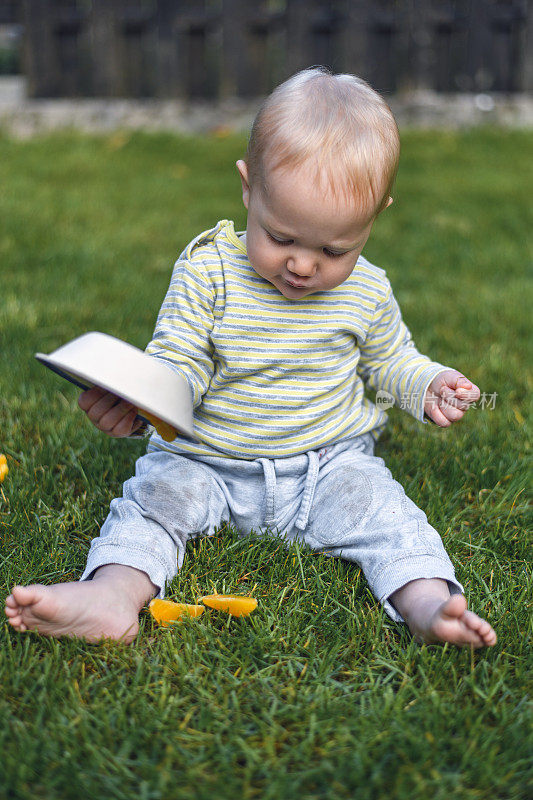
left=0, top=128, right=531, bottom=799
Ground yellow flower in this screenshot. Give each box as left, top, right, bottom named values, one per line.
left=0, top=454, right=8, bottom=483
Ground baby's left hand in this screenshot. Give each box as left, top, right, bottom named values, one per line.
left=424, top=370, right=480, bottom=427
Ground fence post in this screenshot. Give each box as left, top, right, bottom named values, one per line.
left=22, top=0, right=64, bottom=97
left=405, top=0, right=434, bottom=92
left=341, top=0, right=369, bottom=81
left=221, top=0, right=247, bottom=98
left=90, top=0, right=122, bottom=96
left=524, top=0, right=533, bottom=90
left=222, top=0, right=285, bottom=98
left=463, top=0, right=488, bottom=92
left=489, top=0, right=528, bottom=91
left=365, top=0, right=401, bottom=94
left=116, top=0, right=157, bottom=98
left=285, top=0, right=312, bottom=77
left=155, top=0, right=179, bottom=98
left=174, top=0, right=219, bottom=100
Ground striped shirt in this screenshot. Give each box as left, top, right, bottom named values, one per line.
left=145, top=220, right=447, bottom=459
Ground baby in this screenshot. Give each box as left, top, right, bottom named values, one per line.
left=5, top=68, right=496, bottom=648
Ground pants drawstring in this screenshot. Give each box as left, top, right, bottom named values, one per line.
left=259, top=450, right=321, bottom=532
left=258, top=457, right=277, bottom=526
left=295, top=449, right=320, bottom=531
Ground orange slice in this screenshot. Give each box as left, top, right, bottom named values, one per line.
left=149, top=599, right=204, bottom=627
left=0, top=454, right=8, bottom=483
left=137, top=409, right=177, bottom=442
left=199, top=594, right=258, bottom=617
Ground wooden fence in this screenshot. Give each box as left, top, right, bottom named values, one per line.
left=20, top=0, right=533, bottom=99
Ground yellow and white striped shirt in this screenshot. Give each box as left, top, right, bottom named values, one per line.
left=145, top=220, right=446, bottom=459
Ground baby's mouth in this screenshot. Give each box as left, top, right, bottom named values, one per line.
left=284, top=277, right=309, bottom=289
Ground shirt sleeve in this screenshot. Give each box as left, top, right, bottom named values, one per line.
left=144, top=256, right=216, bottom=408
left=357, top=283, right=448, bottom=422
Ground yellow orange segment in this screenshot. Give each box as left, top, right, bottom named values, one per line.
left=138, top=409, right=177, bottom=442
left=149, top=598, right=204, bottom=627
left=199, top=594, right=258, bottom=617
left=0, top=454, right=8, bottom=483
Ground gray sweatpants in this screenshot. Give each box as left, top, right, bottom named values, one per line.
left=80, top=433, right=463, bottom=622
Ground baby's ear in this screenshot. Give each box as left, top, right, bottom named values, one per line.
left=236, top=160, right=250, bottom=209
left=377, top=196, right=393, bottom=216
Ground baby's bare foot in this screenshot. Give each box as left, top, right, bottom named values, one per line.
left=411, top=593, right=497, bottom=648
left=4, top=566, right=154, bottom=643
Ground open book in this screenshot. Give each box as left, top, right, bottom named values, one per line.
left=35, top=332, right=196, bottom=442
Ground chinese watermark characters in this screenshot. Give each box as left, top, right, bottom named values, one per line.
left=375, top=390, right=498, bottom=412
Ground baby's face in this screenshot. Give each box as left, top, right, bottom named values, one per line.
left=237, top=159, right=379, bottom=300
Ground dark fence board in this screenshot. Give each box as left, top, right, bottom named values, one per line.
left=21, top=0, right=533, bottom=98
left=0, top=0, right=20, bottom=24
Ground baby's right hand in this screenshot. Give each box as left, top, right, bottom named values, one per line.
left=78, top=387, right=144, bottom=437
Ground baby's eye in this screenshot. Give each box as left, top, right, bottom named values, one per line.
left=323, top=248, right=345, bottom=258
left=267, top=232, right=293, bottom=246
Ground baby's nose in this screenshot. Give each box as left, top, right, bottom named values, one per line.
left=287, top=253, right=319, bottom=277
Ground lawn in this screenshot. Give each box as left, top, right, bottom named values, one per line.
left=0, top=127, right=531, bottom=800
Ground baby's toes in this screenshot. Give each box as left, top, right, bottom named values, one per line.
left=4, top=599, right=24, bottom=624
left=477, top=621, right=497, bottom=646
left=484, top=629, right=497, bottom=646
left=4, top=603, right=20, bottom=618
left=5, top=597, right=31, bottom=631
left=6, top=613, right=25, bottom=630
left=461, top=610, right=497, bottom=646
left=4, top=594, right=19, bottom=610
left=457, top=627, right=485, bottom=648
left=462, top=609, right=488, bottom=632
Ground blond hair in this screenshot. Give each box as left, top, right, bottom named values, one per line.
left=245, top=67, right=400, bottom=216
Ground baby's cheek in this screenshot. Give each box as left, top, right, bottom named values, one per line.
left=324, top=267, right=351, bottom=291
left=250, top=245, right=276, bottom=278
